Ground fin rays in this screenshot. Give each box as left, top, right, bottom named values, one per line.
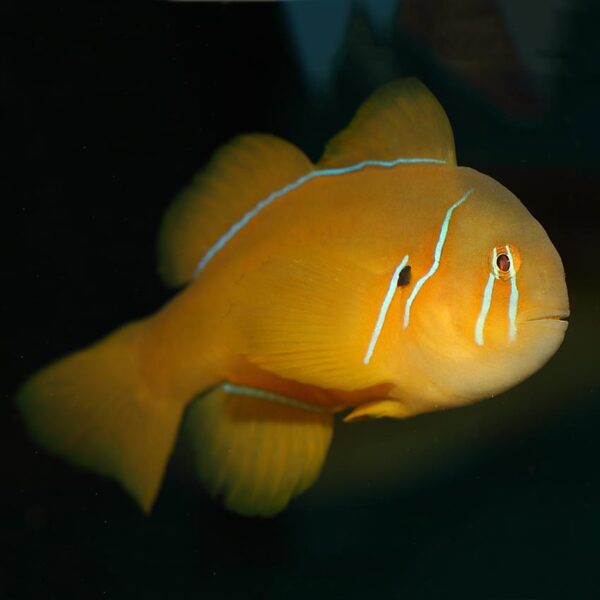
left=182, top=384, right=333, bottom=516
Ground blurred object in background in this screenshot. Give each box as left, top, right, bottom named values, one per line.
left=280, top=0, right=398, bottom=98
left=281, top=0, right=571, bottom=119
left=399, top=0, right=571, bottom=116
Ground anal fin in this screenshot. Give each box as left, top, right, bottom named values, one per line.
left=182, top=383, right=333, bottom=517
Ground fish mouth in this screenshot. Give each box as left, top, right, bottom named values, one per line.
left=519, top=308, right=570, bottom=325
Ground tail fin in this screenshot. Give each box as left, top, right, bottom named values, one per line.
left=16, top=321, right=185, bottom=513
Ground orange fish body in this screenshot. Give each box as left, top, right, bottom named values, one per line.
left=17, top=80, right=569, bottom=516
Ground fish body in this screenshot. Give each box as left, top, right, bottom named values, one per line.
left=17, top=80, right=568, bottom=516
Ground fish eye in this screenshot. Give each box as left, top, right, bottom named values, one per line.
left=496, top=253, right=511, bottom=273
left=492, top=244, right=520, bottom=280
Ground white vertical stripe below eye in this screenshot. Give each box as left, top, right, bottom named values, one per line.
left=474, top=273, right=496, bottom=346
left=505, top=245, right=519, bottom=341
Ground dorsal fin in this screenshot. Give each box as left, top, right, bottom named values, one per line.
left=158, top=134, right=314, bottom=287
left=318, top=78, right=456, bottom=169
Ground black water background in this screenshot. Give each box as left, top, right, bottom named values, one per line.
left=2, top=2, right=600, bottom=599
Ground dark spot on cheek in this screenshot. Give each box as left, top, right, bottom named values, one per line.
left=397, top=265, right=411, bottom=287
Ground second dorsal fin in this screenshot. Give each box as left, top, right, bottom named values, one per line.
left=318, top=78, right=456, bottom=169
left=158, top=134, right=314, bottom=287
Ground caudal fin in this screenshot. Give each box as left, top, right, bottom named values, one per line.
left=16, top=321, right=185, bottom=513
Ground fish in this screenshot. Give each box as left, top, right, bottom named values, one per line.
left=16, top=79, right=569, bottom=517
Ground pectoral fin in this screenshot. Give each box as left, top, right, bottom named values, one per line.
left=344, top=399, right=412, bottom=423
left=182, top=384, right=333, bottom=517
left=236, top=248, right=394, bottom=391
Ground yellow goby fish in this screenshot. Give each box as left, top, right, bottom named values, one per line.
left=17, top=80, right=569, bottom=516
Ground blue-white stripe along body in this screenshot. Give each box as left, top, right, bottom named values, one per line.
left=193, top=157, right=446, bottom=278
left=222, top=382, right=329, bottom=414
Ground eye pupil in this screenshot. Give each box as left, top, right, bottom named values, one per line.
left=496, top=253, right=511, bottom=272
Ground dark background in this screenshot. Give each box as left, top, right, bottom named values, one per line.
left=2, top=1, right=600, bottom=598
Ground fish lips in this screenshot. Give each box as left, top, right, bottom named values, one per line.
left=518, top=307, right=570, bottom=330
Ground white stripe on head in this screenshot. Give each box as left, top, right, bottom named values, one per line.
left=403, top=188, right=474, bottom=329
left=474, top=272, right=496, bottom=346
left=505, top=244, right=519, bottom=341
left=363, top=255, right=409, bottom=365
left=491, top=246, right=501, bottom=279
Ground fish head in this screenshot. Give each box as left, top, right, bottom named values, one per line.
left=402, top=168, right=569, bottom=408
